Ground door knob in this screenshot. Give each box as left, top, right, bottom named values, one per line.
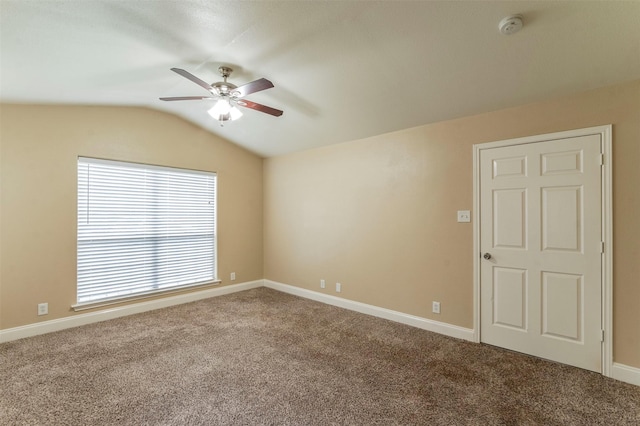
left=483, top=253, right=492, bottom=260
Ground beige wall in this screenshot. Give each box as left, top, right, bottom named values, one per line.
left=0, top=105, right=264, bottom=329
left=264, top=79, right=640, bottom=368
left=1, top=80, right=638, bottom=369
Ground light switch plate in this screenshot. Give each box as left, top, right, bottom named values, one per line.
left=457, top=210, right=471, bottom=223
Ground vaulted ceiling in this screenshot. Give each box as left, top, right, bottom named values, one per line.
left=1, top=1, right=639, bottom=157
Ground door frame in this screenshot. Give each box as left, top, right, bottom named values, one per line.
left=472, top=125, right=613, bottom=377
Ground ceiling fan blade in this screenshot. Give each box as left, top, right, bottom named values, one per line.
left=159, top=96, right=215, bottom=101
left=237, top=99, right=283, bottom=117
left=232, top=78, right=274, bottom=98
left=170, top=68, right=215, bottom=93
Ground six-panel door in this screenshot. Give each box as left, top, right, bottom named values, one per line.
left=480, top=135, right=602, bottom=372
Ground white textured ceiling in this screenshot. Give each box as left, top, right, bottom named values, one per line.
left=1, top=1, right=639, bottom=157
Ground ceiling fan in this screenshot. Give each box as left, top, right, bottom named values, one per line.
left=160, top=66, right=283, bottom=124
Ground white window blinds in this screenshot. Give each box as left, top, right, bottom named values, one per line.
left=77, top=157, right=217, bottom=305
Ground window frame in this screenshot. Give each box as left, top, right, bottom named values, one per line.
left=73, top=157, right=219, bottom=310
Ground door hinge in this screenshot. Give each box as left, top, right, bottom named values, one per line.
left=599, top=153, right=605, bottom=166
left=600, top=330, right=605, bottom=342
left=601, top=241, right=605, bottom=253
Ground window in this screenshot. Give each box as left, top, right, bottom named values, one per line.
left=76, top=157, right=217, bottom=306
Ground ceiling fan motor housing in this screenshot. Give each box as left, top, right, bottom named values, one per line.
left=212, top=81, right=237, bottom=95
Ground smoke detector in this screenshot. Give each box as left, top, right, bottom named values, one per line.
left=499, top=15, right=523, bottom=35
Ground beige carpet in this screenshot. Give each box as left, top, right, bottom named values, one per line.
left=1, top=287, right=638, bottom=425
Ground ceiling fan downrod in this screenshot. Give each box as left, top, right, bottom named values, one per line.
left=218, top=66, right=233, bottom=82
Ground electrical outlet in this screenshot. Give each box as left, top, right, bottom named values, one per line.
left=230, top=272, right=236, bottom=281
left=336, top=282, right=341, bottom=293
left=320, top=279, right=325, bottom=289
left=37, top=303, right=48, bottom=316
left=432, top=301, right=441, bottom=314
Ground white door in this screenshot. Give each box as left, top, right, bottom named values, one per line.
left=480, top=135, right=603, bottom=372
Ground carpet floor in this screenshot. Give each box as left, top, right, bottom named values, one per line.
left=1, top=287, right=638, bottom=425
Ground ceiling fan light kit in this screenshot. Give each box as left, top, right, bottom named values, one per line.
left=207, top=99, right=243, bottom=122
left=160, top=66, right=283, bottom=126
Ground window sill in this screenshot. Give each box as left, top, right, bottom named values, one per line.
left=71, top=280, right=222, bottom=312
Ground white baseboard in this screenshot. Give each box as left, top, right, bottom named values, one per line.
left=611, top=362, right=640, bottom=387
left=0, top=279, right=471, bottom=344
left=0, top=280, right=263, bottom=343
left=264, top=279, right=475, bottom=342
left=264, top=280, right=640, bottom=387
left=4, top=278, right=637, bottom=387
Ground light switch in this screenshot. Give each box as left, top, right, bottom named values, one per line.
left=457, top=210, right=471, bottom=223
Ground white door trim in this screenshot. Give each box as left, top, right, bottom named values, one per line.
left=473, top=125, right=613, bottom=377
